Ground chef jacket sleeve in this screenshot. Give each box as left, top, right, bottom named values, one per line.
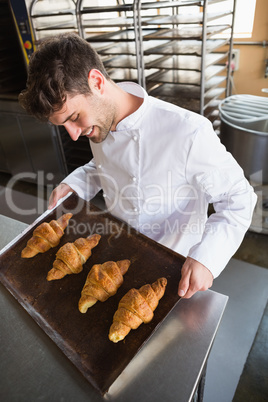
left=62, top=158, right=102, bottom=201
left=185, top=119, right=257, bottom=278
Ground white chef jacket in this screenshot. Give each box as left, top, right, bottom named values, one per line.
left=63, top=82, right=257, bottom=278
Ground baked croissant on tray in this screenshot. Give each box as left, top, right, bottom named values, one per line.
left=78, top=260, right=131, bottom=313
left=109, top=277, right=167, bottom=343
left=21, top=213, right=73, bottom=258
left=46, top=233, right=101, bottom=281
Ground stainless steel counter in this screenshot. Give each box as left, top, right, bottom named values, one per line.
left=0, top=215, right=228, bottom=402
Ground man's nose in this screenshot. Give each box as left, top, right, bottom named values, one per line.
left=64, top=122, right=81, bottom=141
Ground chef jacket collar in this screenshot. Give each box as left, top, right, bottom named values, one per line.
left=111, top=82, right=147, bottom=132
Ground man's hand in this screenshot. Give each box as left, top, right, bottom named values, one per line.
left=48, top=183, right=74, bottom=209
left=178, top=257, right=213, bottom=299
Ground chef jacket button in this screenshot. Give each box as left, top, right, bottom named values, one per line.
left=133, top=135, right=138, bottom=141
left=132, top=176, right=137, bottom=182
left=103, top=193, right=107, bottom=198
left=133, top=207, right=138, bottom=212
left=98, top=164, right=102, bottom=169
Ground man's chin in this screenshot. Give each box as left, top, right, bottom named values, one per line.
left=89, top=132, right=109, bottom=144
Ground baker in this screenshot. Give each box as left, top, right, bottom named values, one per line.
left=19, top=33, right=257, bottom=299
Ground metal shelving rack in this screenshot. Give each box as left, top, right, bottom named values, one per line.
left=75, top=0, right=156, bottom=86
left=75, top=0, right=236, bottom=130
left=28, top=0, right=236, bottom=134
left=140, top=0, right=237, bottom=129
left=29, top=0, right=78, bottom=44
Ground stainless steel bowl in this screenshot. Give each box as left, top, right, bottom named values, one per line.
left=219, top=95, right=268, bottom=183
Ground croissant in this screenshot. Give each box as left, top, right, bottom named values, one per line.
left=46, top=233, right=101, bottom=281
left=21, top=213, right=73, bottom=258
left=78, top=260, right=131, bottom=313
left=109, top=277, right=167, bottom=343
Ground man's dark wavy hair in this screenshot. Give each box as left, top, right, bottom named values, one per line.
left=19, top=33, right=110, bottom=121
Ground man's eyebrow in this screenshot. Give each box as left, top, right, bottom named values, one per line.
left=61, top=112, right=76, bottom=124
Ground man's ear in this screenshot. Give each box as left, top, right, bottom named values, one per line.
left=88, top=69, right=105, bottom=94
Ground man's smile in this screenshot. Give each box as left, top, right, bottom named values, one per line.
left=83, top=126, right=94, bottom=138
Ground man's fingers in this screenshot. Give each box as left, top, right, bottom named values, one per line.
left=48, top=189, right=63, bottom=209
left=177, top=257, right=214, bottom=299
left=48, top=184, right=73, bottom=209
left=178, top=280, right=196, bottom=299
left=181, top=286, right=197, bottom=299
left=48, top=192, right=57, bottom=209
left=178, top=269, right=190, bottom=297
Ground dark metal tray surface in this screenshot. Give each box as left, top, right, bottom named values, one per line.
left=0, top=193, right=184, bottom=395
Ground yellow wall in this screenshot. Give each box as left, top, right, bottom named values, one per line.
left=232, top=0, right=268, bottom=95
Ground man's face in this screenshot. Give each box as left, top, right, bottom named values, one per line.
left=49, top=92, right=117, bottom=144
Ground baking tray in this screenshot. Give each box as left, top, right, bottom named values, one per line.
left=0, top=193, right=184, bottom=395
